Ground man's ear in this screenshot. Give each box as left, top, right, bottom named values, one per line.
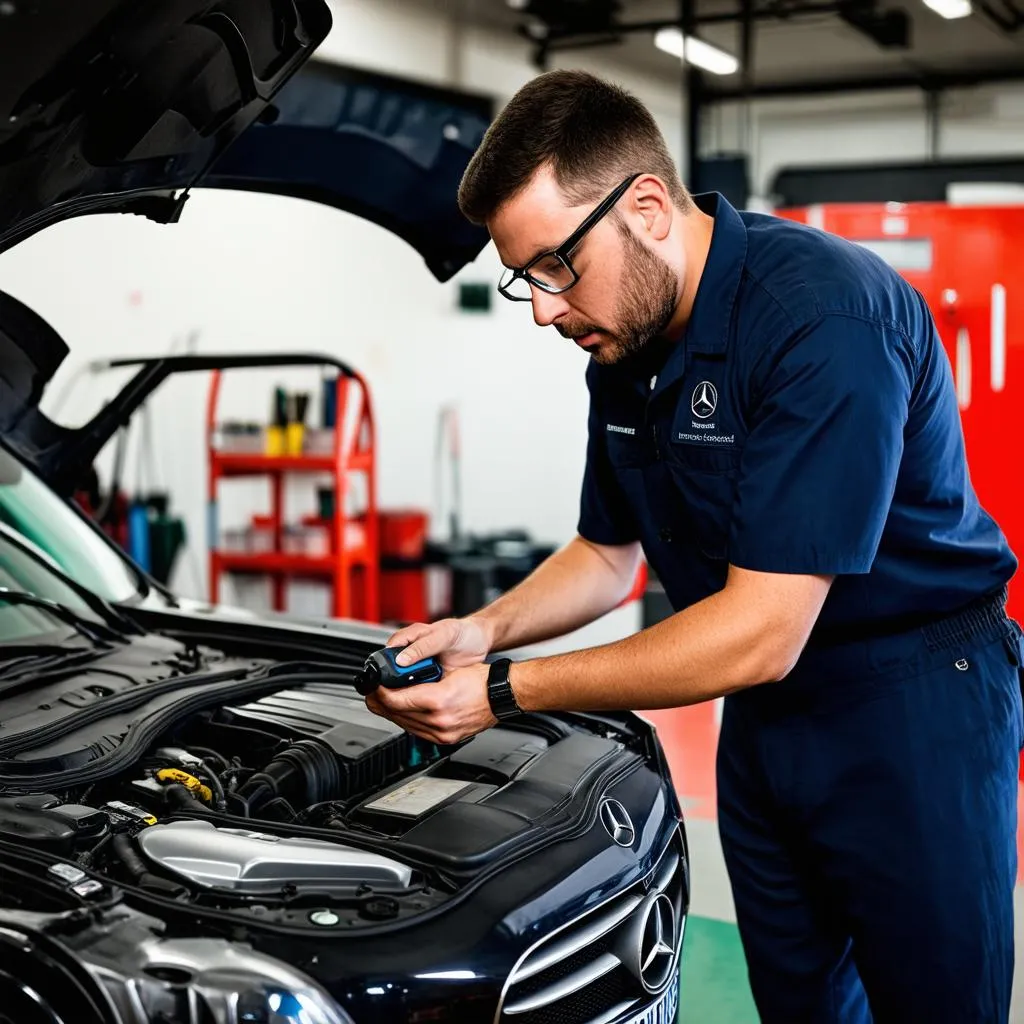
left=630, top=174, right=673, bottom=242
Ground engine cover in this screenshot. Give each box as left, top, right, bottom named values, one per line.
left=137, top=820, right=413, bottom=894
left=219, top=683, right=412, bottom=803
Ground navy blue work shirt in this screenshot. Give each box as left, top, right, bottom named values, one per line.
left=578, top=192, right=1016, bottom=634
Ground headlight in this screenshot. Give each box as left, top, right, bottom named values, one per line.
left=88, top=936, right=355, bottom=1024
left=0, top=907, right=353, bottom=1024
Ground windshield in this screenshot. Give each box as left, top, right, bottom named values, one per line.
left=0, top=534, right=101, bottom=643
left=0, top=445, right=140, bottom=606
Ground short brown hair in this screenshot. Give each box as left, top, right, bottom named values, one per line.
left=458, top=69, right=690, bottom=226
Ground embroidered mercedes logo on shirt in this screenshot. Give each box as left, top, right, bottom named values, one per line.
left=691, top=381, right=718, bottom=419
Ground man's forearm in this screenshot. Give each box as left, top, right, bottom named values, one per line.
left=470, top=536, right=642, bottom=653
left=369, top=568, right=831, bottom=746
left=508, top=570, right=830, bottom=711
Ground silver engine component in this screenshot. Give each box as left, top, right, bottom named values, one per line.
left=137, top=819, right=413, bottom=894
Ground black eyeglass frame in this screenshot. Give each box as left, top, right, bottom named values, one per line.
left=497, top=173, right=642, bottom=302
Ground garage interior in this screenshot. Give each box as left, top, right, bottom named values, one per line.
left=1, top=0, right=1023, bottom=1021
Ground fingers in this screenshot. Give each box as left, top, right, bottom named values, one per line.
left=364, top=696, right=433, bottom=740
left=384, top=711, right=477, bottom=747
left=393, top=620, right=457, bottom=666
left=362, top=662, right=496, bottom=748
left=386, top=618, right=488, bottom=671
left=375, top=684, right=437, bottom=715
left=386, top=622, right=432, bottom=654
left=363, top=690, right=387, bottom=718
left=364, top=688, right=459, bottom=744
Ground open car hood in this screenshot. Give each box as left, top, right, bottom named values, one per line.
left=0, top=0, right=491, bottom=281
left=0, top=2, right=493, bottom=485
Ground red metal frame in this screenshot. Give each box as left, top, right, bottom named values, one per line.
left=776, top=201, right=1024, bottom=622
left=622, top=561, right=649, bottom=606
left=206, top=367, right=380, bottom=622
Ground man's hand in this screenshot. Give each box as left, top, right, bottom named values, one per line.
left=365, top=663, right=494, bottom=744
left=387, top=617, right=491, bottom=669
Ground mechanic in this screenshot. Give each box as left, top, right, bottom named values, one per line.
left=365, top=69, right=1023, bottom=1023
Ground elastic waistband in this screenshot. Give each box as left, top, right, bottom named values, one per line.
left=807, top=585, right=1010, bottom=650
left=734, top=586, right=1014, bottom=715
left=920, top=585, right=1011, bottom=651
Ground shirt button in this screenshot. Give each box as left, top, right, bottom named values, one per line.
left=659, top=527, right=673, bottom=543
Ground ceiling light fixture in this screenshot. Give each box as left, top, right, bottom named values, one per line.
left=654, top=27, right=739, bottom=75
left=920, top=0, right=971, bottom=16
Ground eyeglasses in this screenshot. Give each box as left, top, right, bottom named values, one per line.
left=497, top=173, right=642, bottom=302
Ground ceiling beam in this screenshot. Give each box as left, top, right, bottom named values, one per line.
left=517, top=4, right=1023, bottom=97
left=700, top=63, right=1024, bottom=101
left=975, top=0, right=1024, bottom=32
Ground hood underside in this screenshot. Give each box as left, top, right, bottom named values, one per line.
left=0, top=2, right=491, bottom=280
left=0, top=0, right=332, bottom=252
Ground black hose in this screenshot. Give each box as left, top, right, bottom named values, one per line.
left=78, top=832, right=112, bottom=869
left=113, top=832, right=189, bottom=899
left=112, top=834, right=146, bottom=880
left=237, top=739, right=339, bottom=813
left=236, top=778, right=276, bottom=816
left=164, top=783, right=199, bottom=810
left=188, top=746, right=231, bottom=771
left=196, top=762, right=228, bottom=811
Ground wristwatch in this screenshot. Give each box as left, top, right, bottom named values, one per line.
left=486, top=658, right=523, bottom=720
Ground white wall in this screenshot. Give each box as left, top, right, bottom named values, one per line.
left=0, top=0, right=1021, bottom=633
left=708, top=83, right=1024, bottom=201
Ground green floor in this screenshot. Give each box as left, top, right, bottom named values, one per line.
left=678, top=916, right=758, bottom=1023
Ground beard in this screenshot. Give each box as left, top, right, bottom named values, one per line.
left=558, top=228, right=678, bottom=366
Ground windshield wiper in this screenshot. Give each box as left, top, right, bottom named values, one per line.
left=0, top=646, right=112, bottom=696
left=0, top=522, right=143, bottom=635
left=0, top=589, right=126, bottom=645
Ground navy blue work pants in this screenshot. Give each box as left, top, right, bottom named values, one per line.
left=717, top=613, right=1023, bottom=1023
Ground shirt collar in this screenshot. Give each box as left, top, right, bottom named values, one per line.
left=646, top=191, right=748, bottom=403
left=685, top=191, right=748, bottom=355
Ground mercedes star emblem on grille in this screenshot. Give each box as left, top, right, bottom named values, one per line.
left=637, top=893, right=677, bottom=993
left=599, top=799, right=635, bottom=847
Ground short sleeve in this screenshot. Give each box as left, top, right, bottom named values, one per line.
left=577, top=370, right=640, bottom=546
left=728, top=314, right=916, bottom=575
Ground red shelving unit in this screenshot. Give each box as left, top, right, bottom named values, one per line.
left=206, top=366, right=380, bottom=622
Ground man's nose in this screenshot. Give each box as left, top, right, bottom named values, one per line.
left=531, top=287, right=571, bottom=327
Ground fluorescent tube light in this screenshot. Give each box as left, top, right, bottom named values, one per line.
left=921, top=0, right=971, bottom=17
left=654, top=28, right=739, bottom=75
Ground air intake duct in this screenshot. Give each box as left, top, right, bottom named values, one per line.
left=238, top=739, right=340, bottom=816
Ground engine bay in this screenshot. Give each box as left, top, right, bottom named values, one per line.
left=0, top=673, right=630, bottom=931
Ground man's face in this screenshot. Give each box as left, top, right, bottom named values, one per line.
left=488, top=167, right=679, bottom=365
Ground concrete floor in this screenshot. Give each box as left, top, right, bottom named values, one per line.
left=644, top=701, right=1024, bottom=1023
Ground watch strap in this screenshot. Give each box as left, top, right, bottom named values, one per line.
left=487, top=658, right=522, bottom=719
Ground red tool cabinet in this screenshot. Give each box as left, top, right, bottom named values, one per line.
left=206, top=366, right=380, bottom=623
left=777, top=201, right=1024, bottom=621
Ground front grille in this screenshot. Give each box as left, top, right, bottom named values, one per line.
left=497, top=829, right=686, bottom=1024
left=514, top=967, right=636, bottom=1024
left=510, top=936, right=614, bottom=1003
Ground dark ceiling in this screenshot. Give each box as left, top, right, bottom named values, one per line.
left=438, top=0, right=1024, bottom=97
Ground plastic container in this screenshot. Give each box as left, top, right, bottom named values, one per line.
left=380, top=510, right=429, bottom=560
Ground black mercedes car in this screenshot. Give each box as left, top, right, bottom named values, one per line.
left=0, top=4, right=689, bottom=1024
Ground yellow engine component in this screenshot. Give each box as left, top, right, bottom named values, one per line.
left=157, top=768, right=213, bottom=804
